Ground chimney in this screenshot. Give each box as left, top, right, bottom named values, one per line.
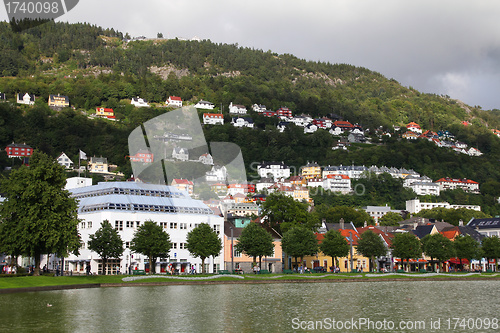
left=364, top=220, right=367, bottom=227
left=413, top=222, right=418, bottom=230
left=459, top=219, right=464, bottom=226
left=340, top=218, right=344, bottom=229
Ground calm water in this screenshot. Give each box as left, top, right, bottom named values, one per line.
left=1, top=280, right=499, bottom=332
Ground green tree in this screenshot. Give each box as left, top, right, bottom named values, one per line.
left=391, top=233, right=422, bottom=272
left=186, top=223, right=222, bottom=274
left=330, top=206, right=374, bottom=228
left=0, top=151, right=80, bottom=276
left=260, top=192, right=312, bottom=233
left=130, top=220, right=172, bottom=275
left=416, top=207, right=490, bottom=226
left=319, top=229, right=350, bottom=268
left=88, top=220, right=124, bottom=275
left=379, top=212, right=403, bottom=226
left=356, top=230, right=387, bottom=272
left=481, top=236, right=500, bottom=271
left=281, top=226, right=318, bottom=269
left=235, top=222, right=274, bottom=269
left=421, top=233, right=454, bottom=272
left=454, top=235, right=481, bottom=271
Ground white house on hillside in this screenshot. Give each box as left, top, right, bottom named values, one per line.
left=257, top=162, right=291, bottom=181
left=17, top=93, right=35, bottom=105
left=57, top=152, right=74, bottom=169
left=172, top=147, right=189, bottom=161
left=131, top=97, right=150, bottom=107
left=195, top=100, right=215, bottom=110
left=167, top=96, right=183, bottom=108
left=252, top=104, right=267, bottom=112
left=228, top=102, right=247, bottom=114
left=203, top=113, right=224, bottom=125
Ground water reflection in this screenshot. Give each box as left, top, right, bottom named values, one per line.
left=0, top=281, right=498, bottom=332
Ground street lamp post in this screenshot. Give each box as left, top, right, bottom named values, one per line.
left=346, top=235, right=353, bottom=272
left=230, top=226, right=234, bottom=273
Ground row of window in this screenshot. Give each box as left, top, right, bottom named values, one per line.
left=79, top=221, right=93, bottom=229
left=159, top=222, right=188, bottom=230
left=72, top=187, right=184, bottom=199
left=80, top=203, right=212, bottom=215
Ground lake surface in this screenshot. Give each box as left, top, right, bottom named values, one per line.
left=1, top=280, right=499, bottom=332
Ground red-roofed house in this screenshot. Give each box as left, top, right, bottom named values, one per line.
left=167, top=96, right=183, bottom=108
left=435, top=177, right=480, bottom=194
left=323, top=174, right=351, bottom=194
left=333, top=120, right=353, bottom=129
left=302, top=229, right=376, bottom=272
left=406, top=122, right=422, bottom=134
left=96, top=107, right=115, bottom=119
left=171, top=179, right=194, bottom=196
left=203, top=113, right=224, bottom=125
left=276, top=107, right=292, bottom=118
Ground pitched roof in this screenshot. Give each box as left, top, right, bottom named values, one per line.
left=467, top=217, right=500, bottom=229
left=411, top=224, right=435, bottom=239
left=172, top=179, right=194, bottom=185
left=435, top=177, right=479, bottom=184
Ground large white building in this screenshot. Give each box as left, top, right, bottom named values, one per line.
left=257, top=162, right=291, bottom=181
left=322, top=174, right=351, bottom=194
left=435, top=177, right=480, bottom=194
left=403, top=175, right=440, bottom=196
left=406, top=198, right=481, bottom=214
left=363, top=205, right=402, bottom=225
left=66, top=181, right=224, bottom=275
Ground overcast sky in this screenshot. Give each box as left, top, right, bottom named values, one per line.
left=3, top=0, right=500, bottom=110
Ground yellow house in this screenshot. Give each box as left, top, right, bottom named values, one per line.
left=95, top=107, right=115, bottom=119
left=292, top=186, right=312, bottom=203
left=223, top=217, right=282, bottom=273
left=48, top=94, right=70, bottom=108
left=301, top=162, right=321, bottom=180
left=300, top=230, right=371, bottom=272
left=88, top=156, right=109, bottom=174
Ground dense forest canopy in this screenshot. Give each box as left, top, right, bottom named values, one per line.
left=1, top=21, right=500, bottom=214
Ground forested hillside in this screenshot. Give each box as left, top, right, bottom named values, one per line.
left=1, top=21, right=500, bottom=214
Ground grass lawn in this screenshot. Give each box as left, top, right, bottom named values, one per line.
left=1, top=272, right=498, bottom=290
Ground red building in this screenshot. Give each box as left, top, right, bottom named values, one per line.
left=129, top=149, right=154, bottom=163
left=5, top=143, right=33, bottom=158
left=262, top=111, right=277, bottom=117
left=333, top=120, right=353, bottom=130
left=276, top=107, right=292, bottom=117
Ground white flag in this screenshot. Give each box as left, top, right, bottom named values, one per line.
left=79, top=150, right=87, bottom=160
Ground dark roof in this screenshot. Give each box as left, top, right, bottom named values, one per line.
left=49, top=94, right=69, bottom=103
left=224, top=218, right=281, bottom=239
left=17, top=93, right=35, bottom=101
left=6, top=142, right=32, bottom=149
left=467, top=218, right=500, bottom=229
left=259, top=161, right=288, bottom=169
left=411, top=225, right=434, bottom=239
left=324, top=222, right=355, bottom=231
left=442, top=225, right=485, bottom=242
